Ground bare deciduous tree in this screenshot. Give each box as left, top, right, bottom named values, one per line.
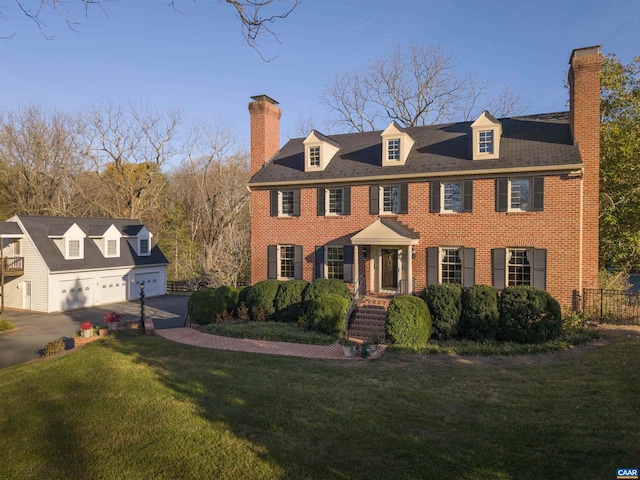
left=322, top=44, right=528, bottom=132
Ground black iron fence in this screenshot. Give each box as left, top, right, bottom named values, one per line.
left=574, top=288, right=640, bottom=325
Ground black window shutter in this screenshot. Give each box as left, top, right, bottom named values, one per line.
left=462, top=180, right=473, bottom=213
left=492, top=248, right=506, bottom=289
left=427, top=247, right=439, bottom=285
left=430, top=181, right=441, bottom=213
left=315, top=246, right=325, bottom=280
left=532, top=248, right=547, bottom=290
left=496, top=179, right=508, bottom=212
left=294, top=245, right=303, bottom=280
left=343, top=186, right=351, bottom=215
left=270, top=190, right=278, bottom=217
left=343, top=245, right=354, bottom=282
left=462, top=247, right=475, bottom=287
left=317, top=188, right=325, bottom=216
left=369, top=185, right=379, bottom=214
left=293, top=189, right=300, bottom=216
left=399, top=183, right=409, bottom=214
left=268, top=245, right=277, bottom=279
left=532, top=177, right=544, bottom=211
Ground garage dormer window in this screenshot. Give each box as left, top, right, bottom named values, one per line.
left=471, top=111, right=502, bottom=160
left=139, top=238, right=149, bottom=255
left=381, top=122, right=415, bottom=167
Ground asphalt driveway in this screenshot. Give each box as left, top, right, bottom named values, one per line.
left=0, top=294, right=189, bottom=370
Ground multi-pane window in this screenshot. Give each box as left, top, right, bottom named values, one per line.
left=309, top=146, right=320, bottom=167
left=510, top=179, right=531, bottom=211
left=68, top=240, right=80, bottom=258
left=107, top=239, right=117, bottom=256
left=382, top=186, right=399, bottom=213
left=479, top=130, right=493, bottom=153
left=388, top=139, right=400, bottom=160
left=281, top=190, right=295, bottom=215
left=140, top=239, right=149, bottom=255
left=443, top=182, right=462, bottom=212
left=12, top=240, right=20, bottom=255
left=508, top=249, right=531, bottom=286
left=327, top=246, right=344, bottom=280
left=280, top=245, right=295, bottom=279
left=441, top=248, right=462, bottom=284
left=328, top=188, right=343, bottom=214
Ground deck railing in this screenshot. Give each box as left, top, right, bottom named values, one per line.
left=1, top=257, right=24, bottom=275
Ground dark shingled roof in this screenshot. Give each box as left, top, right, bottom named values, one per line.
left=16, top=216, right=168, bottom=273
left=0, top=222, right=24, bottom=236
left=249, top=112, right=582, bottom=186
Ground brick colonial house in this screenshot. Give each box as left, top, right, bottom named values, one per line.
left=247, top=46, right=602, bottom=309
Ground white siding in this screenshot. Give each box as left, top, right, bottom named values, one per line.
left=2, top=236, right=50, bottom=312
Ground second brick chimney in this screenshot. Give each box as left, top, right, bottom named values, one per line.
left=248, top=95, right=281, bottom=177
left=568, top=45, right=602, bottom=291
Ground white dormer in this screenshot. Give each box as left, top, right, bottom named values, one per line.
left=381, top=121, right=415, bottom=167
left=137, top=226, right=152, bottom=256
left=50, top=223, right=86, bottom=260
left=471, top=111, right=502, bottom=160
left=103, top=224, right=122, bottom=258
left=303, top=130, right=340, bottom=172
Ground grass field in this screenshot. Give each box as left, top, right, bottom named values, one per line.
left=0, top=331, right=638, bottom=479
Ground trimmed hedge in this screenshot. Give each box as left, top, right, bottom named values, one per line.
left=302, top=279, right=352, bottom=311
left=246, top=280, right=282, bottom=321
left=238, top=286, right=250, bottom=309
left=188, top=286, right=240, bottom=325
left=385, top=295, right=432, bottom=348
left=459, top=285, right=500, bottom=341
left=497, top=286, right=562, bottom=344
left=274, top=280, right=309, bottom=323
left=307, top=294, right=349, bottom=335
left=419, top=283, right=463, bottom=340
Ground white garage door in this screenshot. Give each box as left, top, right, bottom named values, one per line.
left=133, top=272, right=162, bottom=298
left=98, top=275, right=128, bottom=305
left=60, top=278, right=94, bottom=310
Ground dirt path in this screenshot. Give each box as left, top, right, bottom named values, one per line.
left=385, top=325, right=640, bottom=367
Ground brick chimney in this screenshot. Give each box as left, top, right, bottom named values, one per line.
left=248, top=95, right=281, bottom=177
left=568, top=46, right=602, bottom=291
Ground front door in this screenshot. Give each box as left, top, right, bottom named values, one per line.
left=23, top=281, right=31, bottom=310
left=381, top=249, right=398, bottom=290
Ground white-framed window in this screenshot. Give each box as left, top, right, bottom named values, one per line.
left=381, top=185, right=400, bottom=214
left=507, top=249, right=531, bottom=286
left=479, top=130, right=494, bottom=154
left=442, top=182, right=462, bottom=213
left=509, top=179, right=531, bottom=211
left=12, top=240, right=21, bottom=255
left=139, top=239, right=149, bottom=255
left=309, top=146, right=320, bottom=167
left=106, top=239, right=118, bottom=257
left=280, top=190, right=295, bottom=216
left=279, top=245, right=295, bottom=279
left=326, top=246, right=344, bottom=280
left=67, top=240, right=81, bottom=258
left=387, top=139, right=400, bottom=160
left=328, top=188, right=344, bottom=215
left=441, top=247, right=462, bottom=284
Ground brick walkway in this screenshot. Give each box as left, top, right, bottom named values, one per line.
left=155, top=327, right=386, bottom=361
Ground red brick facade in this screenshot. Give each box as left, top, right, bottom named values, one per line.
left=248, top=47, right=602, bottom=309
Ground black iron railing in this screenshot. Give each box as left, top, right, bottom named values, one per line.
left=576, top=288, right=640, bottom=325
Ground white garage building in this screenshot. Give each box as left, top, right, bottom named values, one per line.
left=0, top=216, right=168, bottom=313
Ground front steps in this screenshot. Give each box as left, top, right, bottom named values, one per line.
left=348, top=295, right=392, bottom=343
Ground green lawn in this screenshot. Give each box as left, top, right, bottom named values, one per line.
left=0, top=333, right=638, bottom=479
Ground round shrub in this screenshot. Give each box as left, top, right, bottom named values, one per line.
left=307, top=293, right=349, bottom=335
left=419, top=283, right=463, bottom=340
left=497, top=286, right=562, bottom=344
left=385, top=295, right=432, bottom=348
left=459, top=285, right=499, bottom=341
left=274, top=280, right=309, bottom=323
left=303, top=279, right=352, bottom=312
left=188, top=286, right=240, bottom=325
left=246, top=280, right=282, bottom=321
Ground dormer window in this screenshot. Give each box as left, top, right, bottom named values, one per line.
left=387, top=139, right=400, bottom=160
left=471, top=111, right=502, bottom=160
left=67, top=240, right=81, bottom=259
left=381, top=122, right=415, bottom=167
left=107, top=239, right=117, bottom=256
left=140, top=239, right=149, bottom=255
left=309, top=146, right=320, bottom=167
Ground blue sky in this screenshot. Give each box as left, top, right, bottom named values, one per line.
left=1, top=0, right=638, bottom=150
